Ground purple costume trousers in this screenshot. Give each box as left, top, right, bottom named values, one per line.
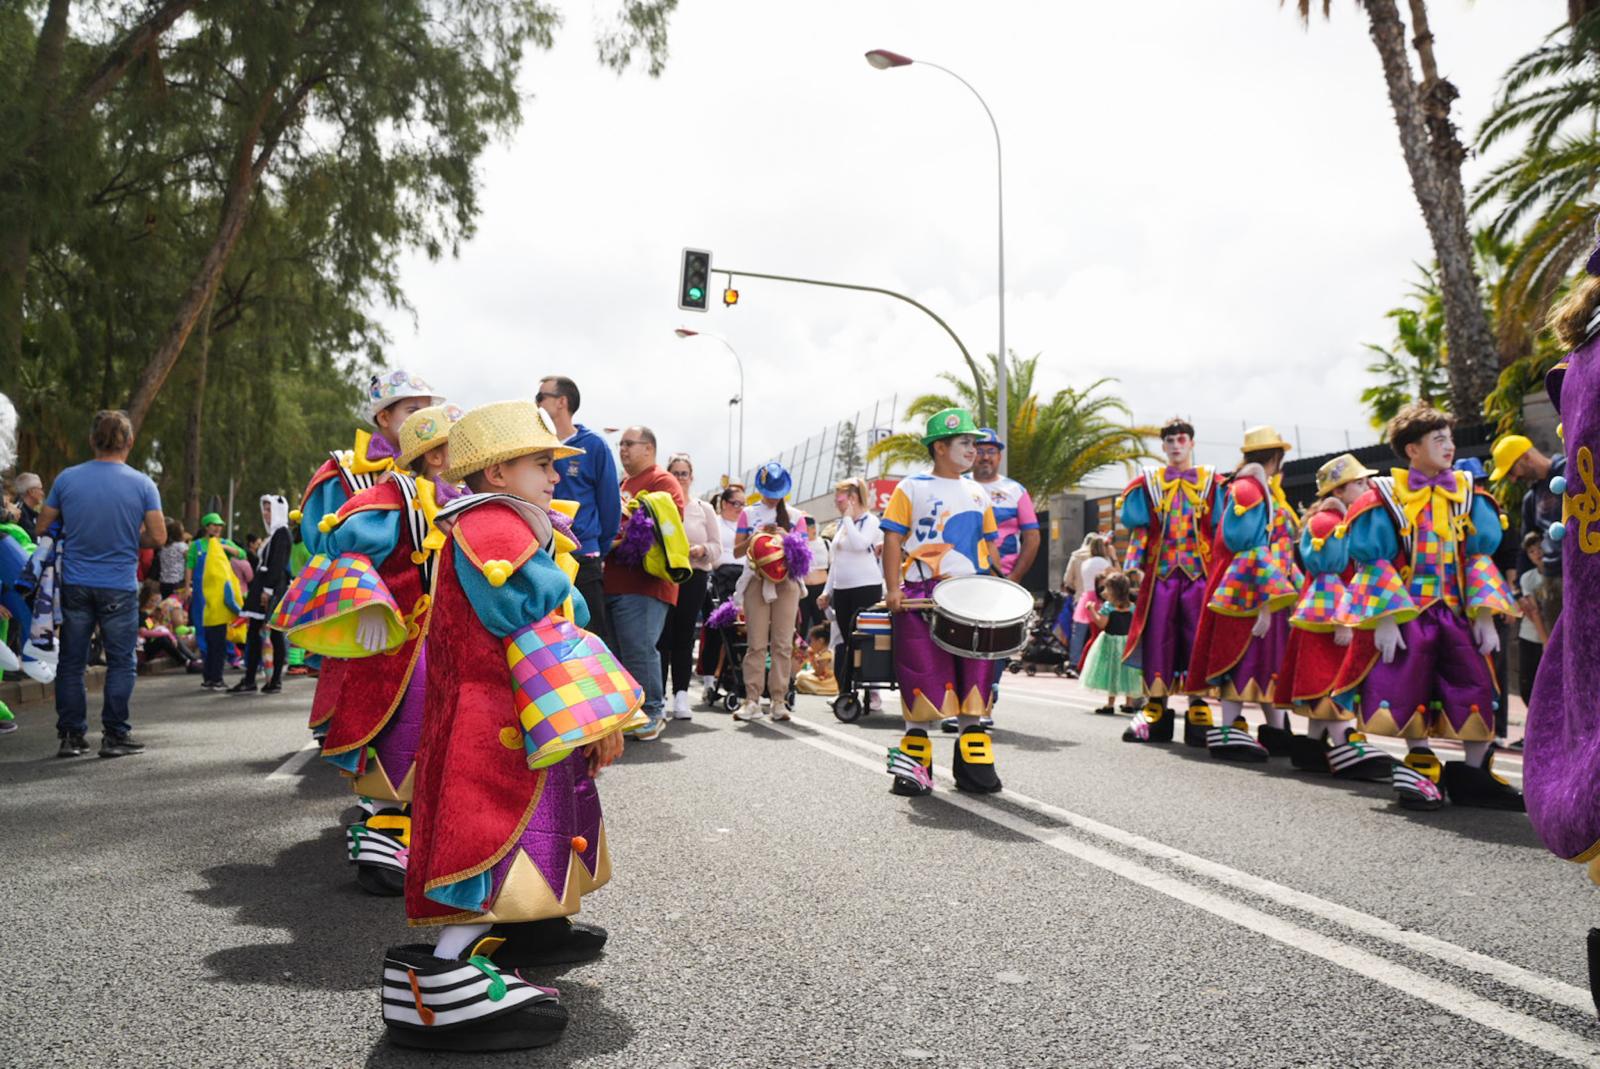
left=1136, top=570, right=1207, bottom=695
left=1352, top=602, right=1497, bottom=741
left=368, top=644, right=427, bottom=803
left=893, top=579, right=996, bottom=723
left=1218, top=611, right=1290, bottom=702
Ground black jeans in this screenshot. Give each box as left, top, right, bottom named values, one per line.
left=800, top=582, right=827, bottom=636
left=830, top=583, right=883, bottom=696
left=574, top=555, right=613, bottom=649
left=1518, top=637, right=1544, bottom=711
left=659, top=569, right=710, bottom=695
left=201, top=623, right=229, bottom=684
left=242, top=617, right=287, bottom=685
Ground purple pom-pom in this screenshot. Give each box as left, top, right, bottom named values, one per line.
left=782, top=528, right=812, bottom=580
left=706, top=599, right=740, bottom=630
left=612, top=508, right=655, bottom=567
left=547, top=507, right=576, bottom=544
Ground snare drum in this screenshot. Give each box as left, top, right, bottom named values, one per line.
left=925, top=575, right=1034, bottom=660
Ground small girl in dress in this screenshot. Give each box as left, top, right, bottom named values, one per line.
left=1080, top=571, right=1143, bottom=716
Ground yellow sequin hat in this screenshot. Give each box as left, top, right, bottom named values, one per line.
left=396, top=403, right=465, bottom=467
left=443, top=400, right=583, bottom=484
left=1314, top=452, right=1378, bottom=497
left=1240, top=425, right=1293, bottom=454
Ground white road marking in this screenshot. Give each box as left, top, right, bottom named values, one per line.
left=776, top=712, right=1595, bottom=1032
left=265, top=739, right=322, bottom=781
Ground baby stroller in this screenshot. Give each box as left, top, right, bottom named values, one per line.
left=1012, top=591, right=1071, bottom=676
left=831, top=609, right=898, bottom=722
left=699, top=595, right=798, bottom=713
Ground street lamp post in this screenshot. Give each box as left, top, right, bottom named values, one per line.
left=865, top=48, right=1007, bottom=474
left=675, top=327, right=745, bottom=479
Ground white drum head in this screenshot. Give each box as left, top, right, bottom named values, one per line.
left=931, top=575, right=1033, bottom=624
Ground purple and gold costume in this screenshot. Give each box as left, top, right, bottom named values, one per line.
left=1118, top=465, right=1218, bottom=697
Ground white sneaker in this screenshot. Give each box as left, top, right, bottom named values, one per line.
left=868, top=691, right=883, bottom=711
left=733, top=703, right=769, bottom=723
left=672, top=691, right=692, bottom=720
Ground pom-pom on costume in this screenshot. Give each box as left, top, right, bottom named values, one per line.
left=1117, top=461, right=1219, bottom=745
left=1329, top=466, right=1519, bottom=810
left=1523, top=290, right=1600, bottom=1014
left=1187, top=449, right=1302, bottom=761
left=272, top=468, right=462, bottom=895
left=377, top=399, right=642, bottom=1053
left=880, top=408, right=1003, bottom=795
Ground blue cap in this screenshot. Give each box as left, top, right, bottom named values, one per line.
left=1453, top=457, right=1488, bottom=480
left=976, top=427, right=1005, bottom=450
left=753, top=462, right=792, bottom=500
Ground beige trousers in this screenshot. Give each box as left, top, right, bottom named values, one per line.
left=742, top=580, right=802, bottom=704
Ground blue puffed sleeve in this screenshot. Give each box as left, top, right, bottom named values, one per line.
left=1299, top=526, right=1350, bottom=576
left=323, top=509, right=401, bottom=559
left=456, top=545, right=584, bottom=638
left=1119, top=483, right=1151, bottom=530
left=301, top=479, right=350, bottom=556
left=1465, top=493, right=1505, bottom=556
left=1221, top=494, right=1269, bottom=553
left=1344, top=507, right=1401, bottom=565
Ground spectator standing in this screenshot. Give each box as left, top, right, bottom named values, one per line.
left=799, top=512, right=831, bottom=635
left=816, top=477, right=883, bottom=705
left=1513, top=531, right=1549, bottom=748
left=733, top=462, right=808, bottom=722
left=1070, top=535, right=1116, bottom=666
left=157, top=521, right=189, bottom=597
left=1491, top=434, right=1566, bottom=625
left=13, top=472, right=42, bottom=540
left=34, top=410, right=166, bottom=759
left=604, top=425, right=685, bottom=739
left=231, top=495, right=292, bottom=695
left=658, top=453, right=721, bottom=720
left=537, top=376, right=622, bottom=648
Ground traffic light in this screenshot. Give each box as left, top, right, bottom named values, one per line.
left=723, top=287, right=739, bottom=307
left=679, top=248, right=711, bottom=312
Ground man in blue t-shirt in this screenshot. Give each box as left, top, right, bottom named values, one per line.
left=35, top=410, right=166, bottom=759
left=537, top=375, right=622, bottom=647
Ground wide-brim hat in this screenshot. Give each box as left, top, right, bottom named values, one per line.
left=364, top=368, right=445, bottom=425
left=396, top=403, right=465, bottom=467
left=444, top=400, right=582, bottom=484
left=921, top=407, right=980, bottom=447
left=753, top=462, right=792, bottom=500
left=1314, top=453, right=1378, bottom=497
left=1240, top=425, right=1293, bottom=454
left=200, top=512, right=224, bottom=527
left=1489, top=433, right=1534, bottom=482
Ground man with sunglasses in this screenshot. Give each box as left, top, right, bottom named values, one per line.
left=538, top=376, right=621, bottom=647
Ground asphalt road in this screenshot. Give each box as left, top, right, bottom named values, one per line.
left=1, top=669, right=1596, bottom=1069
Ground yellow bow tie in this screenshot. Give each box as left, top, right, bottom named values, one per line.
left=1157, top=469, right=1204, bottom=513
left=1390, top=468, right=1467, bottom=542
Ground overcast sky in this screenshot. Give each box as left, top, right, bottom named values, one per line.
left=374, top=0, right=1569, bottom=495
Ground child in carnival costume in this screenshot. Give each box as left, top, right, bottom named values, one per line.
left=296, top=369, right=443, bottom=742
left=1521, top=241, right=1600, bottom=1012
left=188, top=513, right=245, bottom=690
left=1187, top=426, right=1303, bottom=760
left=881, top=408, right=1002, bottom=795
left=1118, top=418, right=1221, bottom=746
left=1328, top=402, right=1520, bottom=811
left=381, top=400, right=643, bottom=1051
left=272, top=404, right=464, bottom=895
left=1273, top=454, right=1394, bottom=780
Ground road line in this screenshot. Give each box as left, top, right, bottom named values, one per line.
left=781, top=712, right=1585, bottom=1017
left=265, top=739, right=321, bottom=781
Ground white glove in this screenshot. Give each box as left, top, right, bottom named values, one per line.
left=355, top=607, right=392, bottom=653
left=1473, top=613, right=1501, bottom=656
left=1374, top=617, right=1406, bottom=664
left=1333, top=625, right=1353, bottom=648
left=1250, top=605, right=1272, bottom=639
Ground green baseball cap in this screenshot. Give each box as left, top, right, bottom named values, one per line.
left=920, top=407, right=981, bottom=447
left=201, top=512, right=224, bottom=527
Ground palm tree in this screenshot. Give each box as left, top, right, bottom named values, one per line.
left=865, top=352, right=1154, bottom=501
left=1473, top=13, right=1600, bottom=364
left=1289, top=0, right=1501, bottom=416
left=1360, top=267, right=1450, bottom=428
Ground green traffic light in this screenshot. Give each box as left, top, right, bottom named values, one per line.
left=688, top=287, right=704, bottom=301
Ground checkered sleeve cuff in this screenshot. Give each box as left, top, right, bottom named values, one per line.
left=1334, top=559, right=1418, bottom=629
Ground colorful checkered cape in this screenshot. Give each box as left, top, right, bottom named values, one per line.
left=506, top=614, right=644, bottom=769
left=268, top=552, right=406, bottom=658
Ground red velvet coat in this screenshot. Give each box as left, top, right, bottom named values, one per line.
left=1273, top=508, right=1353, bottom=707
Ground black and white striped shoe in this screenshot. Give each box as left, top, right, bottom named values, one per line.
left=382, top=944, right=568, bottom=1051
left=1392, top=757, right=1444, bottom=811
left=1207, top=721, right=1268, bottom=762
left=1326, top=733, right=1394, bottom=782
left=471, top=918, right=610, bottom=968
left=349, top=812, right=408, bottom=897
